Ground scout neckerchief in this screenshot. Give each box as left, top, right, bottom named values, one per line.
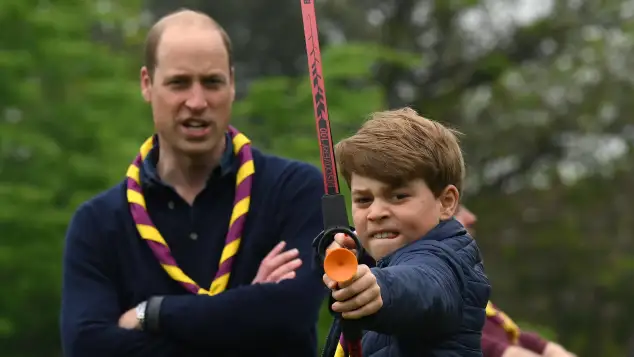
left=125, top=125, right=254, bottom=295
left=486, top=300, right=520, bottom=344
left=335, top=333, right=346, bottom=357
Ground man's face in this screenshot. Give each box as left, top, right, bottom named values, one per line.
left=140, top=25, right=235, bottom=157
left=455, top=205, right=477, bottom=236
left=350, top=174, right=458, bottom=261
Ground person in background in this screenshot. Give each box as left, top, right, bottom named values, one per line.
left=60, top=8, right=327, bottom=357
left=455, top=205, right=577, bottom=357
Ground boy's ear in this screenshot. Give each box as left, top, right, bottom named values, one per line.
left=438, top=185, right=459, bottom=220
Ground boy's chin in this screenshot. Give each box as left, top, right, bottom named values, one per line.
left=368, top=235, right=409, bottom=261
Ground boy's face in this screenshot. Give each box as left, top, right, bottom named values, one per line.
left=350, top=174, right=459, bottom=261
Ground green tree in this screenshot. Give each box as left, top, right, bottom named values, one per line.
left=0, top=1, right=147, bottom=355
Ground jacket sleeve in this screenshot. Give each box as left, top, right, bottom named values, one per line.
left=60, top=202, right=203, bottom=357
left=153, top=163, right=328, bottom=348
left=359, top=246, right=463, bottom=338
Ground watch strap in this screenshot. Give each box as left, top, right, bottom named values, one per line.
left=145, top=296, right=164, bottom=333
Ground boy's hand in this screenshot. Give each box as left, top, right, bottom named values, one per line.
left=323, top=264, right=382, bottom=319
left=327, top=232, right=358, bottom=255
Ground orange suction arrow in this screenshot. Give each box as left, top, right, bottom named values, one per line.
left=324, top=247, right=358, bottom=283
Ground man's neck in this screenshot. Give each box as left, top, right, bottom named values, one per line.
left=156, top=137, right=226, bottom=204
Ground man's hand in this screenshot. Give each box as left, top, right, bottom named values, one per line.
left=543, top=342, right=577, bottom=357
left=252, top=241, right=302, bottom=284
left=323, top=264, right=382, bottom=319
left=118, top=308, right=140, bottom=330
left=502, top=346, right=541, bottom=357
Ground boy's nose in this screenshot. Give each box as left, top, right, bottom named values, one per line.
left=367, top=203, right=390, bottom=221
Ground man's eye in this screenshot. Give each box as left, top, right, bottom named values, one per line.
left=169, top=79, right=188, bottom=87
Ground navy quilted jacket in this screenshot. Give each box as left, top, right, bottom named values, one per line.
left=322, top=218, right=491, bottom=357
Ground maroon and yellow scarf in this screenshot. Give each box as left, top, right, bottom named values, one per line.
left=125, top=126, right=254, bottom=295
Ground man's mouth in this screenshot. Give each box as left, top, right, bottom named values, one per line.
left=182, top=119, right=210, bottom=129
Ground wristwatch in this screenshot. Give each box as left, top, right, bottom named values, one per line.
left=135, top=301, right=147, bottom=330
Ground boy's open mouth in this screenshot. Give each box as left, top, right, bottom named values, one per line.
left=371, top=231, right=399, bottom=240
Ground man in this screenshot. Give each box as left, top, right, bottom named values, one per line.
left=60, top=9, right=327, bottom=357
left=455, top=205, right=577, bottom=357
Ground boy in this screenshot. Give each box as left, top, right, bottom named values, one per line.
left=322, top=107, right=491, bottom=356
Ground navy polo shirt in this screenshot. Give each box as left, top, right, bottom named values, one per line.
left=59, top=135, right=328, bottom=357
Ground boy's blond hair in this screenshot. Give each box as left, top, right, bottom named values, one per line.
left=334, top=107, right=465, bottom=196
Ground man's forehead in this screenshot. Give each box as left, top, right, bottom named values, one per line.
left=154, top=26, right=228, bottom=71
left=158, top=25, right=224, bottom=53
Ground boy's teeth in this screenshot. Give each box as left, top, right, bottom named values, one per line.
left=373, top=232, right=397, bottom=239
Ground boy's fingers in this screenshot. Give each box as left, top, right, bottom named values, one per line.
left=327, top=238, right=343, bottom=252
left=336, top=269, right=361, bottom=289
left=336, top=264, right=369, bottom=289
left=332, top=284, right=379, bottom=313
left=332, top=269, right=374, bottom=301
left=337, top=278, right=353, bottom=289
left=334, top=233, right=357, bottom=250
left=323, top=274, right=337, bottom=289
left=341, top=298, right=383, bottom=320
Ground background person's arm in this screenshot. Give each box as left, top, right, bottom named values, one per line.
left=482, top=333, right=513, bottom=357
left=518, top=331, right=549, bottom=354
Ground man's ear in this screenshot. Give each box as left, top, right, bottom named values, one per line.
left=438, top=185, right=459, bottom=220
left=229, top=66, right=236, bottom=102
left=140, top=66, right=152, bottom=103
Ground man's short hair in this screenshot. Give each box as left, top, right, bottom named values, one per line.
left=143, top=8, right=233, bottom=78
left=334, top=107, right=465, bottom=196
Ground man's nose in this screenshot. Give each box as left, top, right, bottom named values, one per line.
left=185, top=84, right=208, bottom=111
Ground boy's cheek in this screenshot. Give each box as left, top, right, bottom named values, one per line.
left=357, top=235, right=369, bottom=249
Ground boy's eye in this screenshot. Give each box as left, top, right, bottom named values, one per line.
left=353, top=197, right=371, bottom=204
left=394, top=193, right=409, bottom=200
